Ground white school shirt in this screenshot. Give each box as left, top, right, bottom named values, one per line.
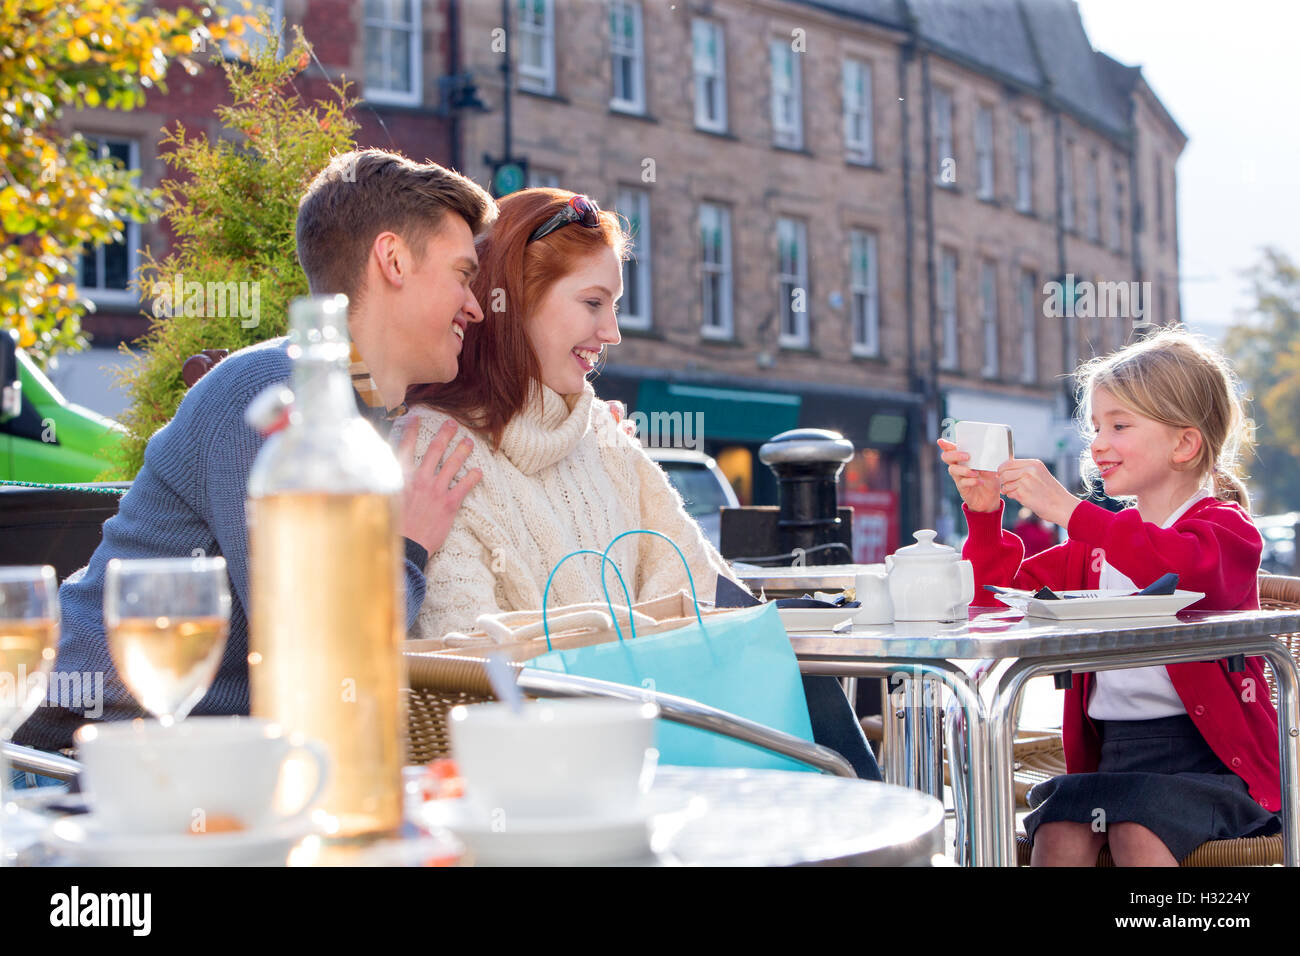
left=1086, top=488, right=1212, bottom=721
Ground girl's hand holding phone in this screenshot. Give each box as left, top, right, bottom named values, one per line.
left=997, top=458, right=1080, bottom=529
left=937, top=438, right=1002, bottom=512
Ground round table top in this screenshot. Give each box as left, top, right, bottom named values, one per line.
left=15, top=767, right=946, bottom=868
left=643, top=766, right=945, bottom=867
left=790, top=608, right=1300, bottom=661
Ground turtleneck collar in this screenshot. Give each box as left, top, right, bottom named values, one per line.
left=498, top=381, right=596, bottom=475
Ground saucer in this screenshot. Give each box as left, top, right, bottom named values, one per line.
left=416, top=791, right=695, bottom=866
left=42, top=811, right=322, bottom=867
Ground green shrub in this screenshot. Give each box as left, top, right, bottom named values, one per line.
left=108, top=27, right=358, bottom=478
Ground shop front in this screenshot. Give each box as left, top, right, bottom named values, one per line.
left=595, top=367, right=922, bottom=564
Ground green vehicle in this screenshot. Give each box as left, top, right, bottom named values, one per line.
left=1, top=331, right=125, bottom=483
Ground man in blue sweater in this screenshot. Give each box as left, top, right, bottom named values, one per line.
left=17, top=150, right=497, bottom=751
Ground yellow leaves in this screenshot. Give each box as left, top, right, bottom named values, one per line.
left=67, top=39, right=91, bottom=63
left=73, top=16, right=95, bottom=38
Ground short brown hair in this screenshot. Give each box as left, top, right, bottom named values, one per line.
left=296, top=149, right=497, bottom=306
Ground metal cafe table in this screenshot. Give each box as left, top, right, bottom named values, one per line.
left=790, top=609, right=1300, bottom=867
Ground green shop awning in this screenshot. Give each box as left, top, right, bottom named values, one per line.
left=635, top=381, right=802, bottom=444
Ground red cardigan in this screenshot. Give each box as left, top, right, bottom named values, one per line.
left=963, top=498, right=1279, bottom=813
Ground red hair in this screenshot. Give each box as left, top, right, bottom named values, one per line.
left=406, top=188, right=628, bottom=447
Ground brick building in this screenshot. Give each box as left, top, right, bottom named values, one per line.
left=74, top=0, right=1185, bottom=556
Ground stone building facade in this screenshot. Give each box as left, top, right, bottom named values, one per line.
left=71, top=0, right=1185, bottom=553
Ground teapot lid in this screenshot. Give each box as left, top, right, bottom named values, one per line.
left=893, top=529, right=958, bottom=561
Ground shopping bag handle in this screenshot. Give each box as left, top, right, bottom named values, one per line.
left=601, top=529, right=706, bottom=633
left=542, top=549, right=635, bottom=651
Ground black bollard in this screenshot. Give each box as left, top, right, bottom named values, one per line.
left=757, top=429, right=855, bottom=567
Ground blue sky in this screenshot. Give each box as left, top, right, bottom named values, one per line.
left=1074, top=0, right=1300, bottom=340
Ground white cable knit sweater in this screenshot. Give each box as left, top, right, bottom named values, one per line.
left=400, top=382, right=741, bottom=640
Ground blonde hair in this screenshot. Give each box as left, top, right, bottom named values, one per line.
left=1074, top=326, right=1254, bottom=512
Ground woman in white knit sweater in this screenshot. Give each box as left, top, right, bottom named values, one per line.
left=398, top=190, right=739, bottom=640
left=397, top=189, right=882, bottom=781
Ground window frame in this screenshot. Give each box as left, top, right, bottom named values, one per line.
left=615, top=186, right=652, bottom=331
left=699, top=202, right=733, bottom=340
left=842, top=58, right=874, bottom=165
left=938, top=248, right=959, bottom=370
left=609, top=0, right=646, bottom=114
left=516, top=0, right=556, bottom=96
left=1110, top=160, right=1125, bottom=253
left=849, top=228, right=880, bottom=357
left=222, top=0, right=283, bottom=59
left=933, top=87, right=954, bottom=186
left=769, top=39, right=803, bottom=150
left=979, top=259, right=999, bottom=378
left=1060, top=139, right=1076, bottom=231
left=1014, top=117, right=1033, bottom=213
left=974, top=104, right=994, bottom=200
left=776, top=216, right=810, bottom=348
left=1019, top=269, right=1038, bottom=384
left=78, top=136, right=141, bottom=310
left=692, top=19, right=727, bottom=133
left=1086, top=151, right=1101, bottom=242
left=1155, top=153, right=1166, bottom=245
left=363, top=0, right=422, bottom=107
left=526, top=167, right=561, bottom=188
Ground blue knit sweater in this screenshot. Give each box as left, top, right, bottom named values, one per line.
left=16, top=338, right=427, bottom=751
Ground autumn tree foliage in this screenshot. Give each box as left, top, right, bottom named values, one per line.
left=0, top=0, right=251, bottom=366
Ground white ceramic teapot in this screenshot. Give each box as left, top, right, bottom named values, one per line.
left=885, top=530, right=975, bottom=622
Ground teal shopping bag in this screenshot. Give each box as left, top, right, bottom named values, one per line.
left=525, top=530, right=816, bottom=772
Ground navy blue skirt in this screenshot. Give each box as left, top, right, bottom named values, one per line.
left=1023, top=714, right=1280, bottom=862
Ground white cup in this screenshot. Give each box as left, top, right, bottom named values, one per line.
left=953, top=420, right=1014, bottom=472
left=852, top=570, right=894, bottom=625
left=450, top=699, right=659, bottom=822
left=75, top=716, right=329, bottom=836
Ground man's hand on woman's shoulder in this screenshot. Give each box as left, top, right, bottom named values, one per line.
left=395, top=416, right=482, bottom=556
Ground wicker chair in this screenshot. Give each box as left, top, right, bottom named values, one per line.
left=1012, top=571, right=1300, bottom=866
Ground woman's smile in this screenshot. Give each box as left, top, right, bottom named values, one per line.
left=572, top=346, right=600, bottom=372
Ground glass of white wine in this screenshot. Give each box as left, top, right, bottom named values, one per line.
left=104, top=557, right=231, bottom=725
left=0, top=566, right=60, bottom=861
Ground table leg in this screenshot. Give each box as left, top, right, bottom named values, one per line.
left=884, top=677, right=906, bottom=786
left=1264, top=646, right=1300, bottom=867
left=840, top=676, right=858, bottom=709
left=990, top=639, right=1300, bottom=868
left=988, top=660, right=1037, bottom=867
left=802, top=659, right=993, bottom=866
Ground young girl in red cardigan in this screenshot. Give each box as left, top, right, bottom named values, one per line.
left=938, top=327, right=1278, bottom=866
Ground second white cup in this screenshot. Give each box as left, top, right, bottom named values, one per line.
left=450, top=698, right=659, bottom=822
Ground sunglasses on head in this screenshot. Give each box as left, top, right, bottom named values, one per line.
left=527, top=194, right=602, bottom=244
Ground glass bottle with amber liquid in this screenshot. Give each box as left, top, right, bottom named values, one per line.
left=246, top=295, right=405, bottom=839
